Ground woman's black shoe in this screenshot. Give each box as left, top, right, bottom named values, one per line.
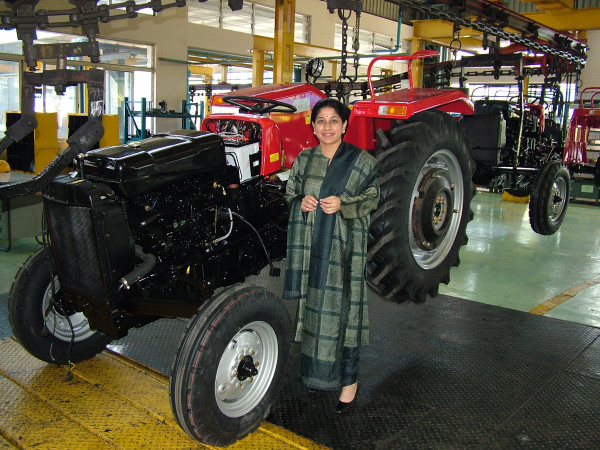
left=334, top=385, right=358, bottom=414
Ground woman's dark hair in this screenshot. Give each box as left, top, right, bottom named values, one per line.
left=310, top=98, right=351, bottom=125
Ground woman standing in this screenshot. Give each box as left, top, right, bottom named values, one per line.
left=283, top=98, right=381, bottom=413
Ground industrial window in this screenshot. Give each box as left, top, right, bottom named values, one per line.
left=0, top=60, right=20, bottom=133
left=0, top=29, right=153, bottom=69
left=96, top=0, right=154, bottom=15
left=0, top=29, right=153, bottom=140
left=374, top=33, right=397, bottom=52
left=37, top=65, right=147, bottom=140
left=188, top=0, right=222, bottom=28
left=189, top=0, right=310, bottom=44
left=97, top=41, right=153, bottom=68
left=334, top=24, right=398, bottom=54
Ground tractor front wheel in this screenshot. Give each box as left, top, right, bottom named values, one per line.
left=529, top=161, right=570, bottom=235
left=169, top=284, right=292, bottom=447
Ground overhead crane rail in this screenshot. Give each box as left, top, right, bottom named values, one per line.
left=387, top=0, right=587, bottom=65
left=0, top=0, right=187, bottom=34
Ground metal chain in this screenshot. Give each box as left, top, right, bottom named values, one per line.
left=337, top=8, right=357, bottom=101
left=339, top=9, right=350, bottom=80
left=352, top=9, right=361, bottom=81
left=0, top=0, right=186, bottom=32
left=450, top=23, right=461, bottom=66
left=394, top=0, right=586, bottom=65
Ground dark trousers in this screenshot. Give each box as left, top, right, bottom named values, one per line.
left=341, top=346, right=359, bottom=386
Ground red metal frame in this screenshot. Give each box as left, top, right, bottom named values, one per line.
left=591, top=92, right=600, bottom=109
left=206, top=84, right=326, bottom=170
left=365, top=50, right=438, bottom=99
left=578, top=87, right=600, bottom=109
left=563, top=87, right=600, bottom=165
left=345, top=51, right=474, bottom=150
left=205, top=51, right=475, bottom=171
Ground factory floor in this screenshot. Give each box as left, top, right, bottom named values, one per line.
left=1, top=190, right=600, bottom=448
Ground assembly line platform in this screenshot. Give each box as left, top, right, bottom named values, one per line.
left=2, top=280, right=600, bottom=449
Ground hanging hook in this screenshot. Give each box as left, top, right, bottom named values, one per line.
left=450, top=23, right=462, bottom=67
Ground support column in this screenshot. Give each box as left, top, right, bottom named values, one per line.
left=274, top=0, right=295, bottom=84
left=381, top=68, right=393, bottom=92
left=220, top=64, right=228, bottom=84
left=189, top=65, right=214, bottom=117
left=331, top=60, right=339, bottom=82
left=409, top=38, right=425, bottom=88
left=253, top=49, right=265, bottom=87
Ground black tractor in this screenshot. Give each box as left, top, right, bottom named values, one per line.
left=463, top=85, right=570, bottom=235
left=8, top=130, right=293, bottom=446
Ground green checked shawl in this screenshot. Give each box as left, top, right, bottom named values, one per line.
left=283, top=141, right=381, bottom=390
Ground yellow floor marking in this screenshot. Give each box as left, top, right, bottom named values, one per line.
left=473, top=198, right=600, bottom=218
left=259, top=422, right=329, bottom=450
left=0, top=338, right=329, bottom=449
left=529, top=275, right=600, bottom=315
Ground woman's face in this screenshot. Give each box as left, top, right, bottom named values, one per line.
left=312, top=106, right=347, bottom=147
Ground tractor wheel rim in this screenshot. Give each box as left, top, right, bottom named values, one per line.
left=409, top=149, right=464, bottom=269
left=215, top=320, right=278, bottom=418
left=42, top=277, right=96, bottom=342
left=548, top=176, right=567, bottom=224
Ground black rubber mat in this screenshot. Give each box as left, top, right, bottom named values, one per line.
left=101, top=278, right=600, bottom=449
left=266, top=293, right=600, bottom=449
left=106, top=317, right=190, bottom=374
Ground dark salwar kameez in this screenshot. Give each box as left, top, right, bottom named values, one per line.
left=283, top=141, right=381, bottom=390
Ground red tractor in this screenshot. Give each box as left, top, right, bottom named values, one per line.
left=3, top=50, right=476, bottom=446
left=464, top=90, right=570, bottom=234
left=204, top=50, right=475, bottom=303
left=452, top=53, right=573, bottom=235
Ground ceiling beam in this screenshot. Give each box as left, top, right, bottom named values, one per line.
left=523, top=0, right=574, bottom=11
left=253, top=35, right=340, bottom=58
left=412, top=19, right=494, bottom=54
left=188, top=65, right=214, bottom=77
left=522, top=9, right=600, bottom=31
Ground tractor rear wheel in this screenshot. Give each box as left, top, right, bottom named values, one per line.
left=368, top=110, right=475, bottom=302
left=529, top=161, right=570, bottom=235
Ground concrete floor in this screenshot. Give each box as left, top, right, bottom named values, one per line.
left=1, top=190, right=600, bottom=325
left=439, top=191, right=600, bottom=327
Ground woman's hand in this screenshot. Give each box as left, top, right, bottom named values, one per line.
left=301, top=195, right=319, bottom=212
left=320, top=196, right=341, bottom=214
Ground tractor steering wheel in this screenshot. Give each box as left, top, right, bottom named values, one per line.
left=222, top=95, right=297, bottom=114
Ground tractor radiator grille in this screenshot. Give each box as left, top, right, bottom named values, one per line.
left=43, top=176, right=135, bottom=305
left=45, top=200, right=106, bottom=296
